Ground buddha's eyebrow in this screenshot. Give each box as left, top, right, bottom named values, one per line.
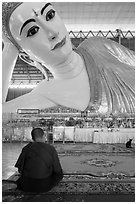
left=20, top=19, right=36, bottom=35
left=41, top=3, right=52, bottom=15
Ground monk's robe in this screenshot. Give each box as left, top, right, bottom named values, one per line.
left=15, top=142, right=63, bottom=192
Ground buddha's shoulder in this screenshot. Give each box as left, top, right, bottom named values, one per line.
left=77, top=36, right=134, bottom=54
left=78, top=36, right=108, bottom=46
left=83, top=36, right=105, bottom=42
left=76, top=37, right=113, bottom=56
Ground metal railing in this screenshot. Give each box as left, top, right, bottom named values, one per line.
left=69, top=30, right=135, bottom=39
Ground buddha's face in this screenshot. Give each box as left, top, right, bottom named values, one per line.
left=9, top=2, right=72, bottom=66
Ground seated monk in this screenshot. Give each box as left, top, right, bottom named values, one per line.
left=15, top=128, right=63, bottom=192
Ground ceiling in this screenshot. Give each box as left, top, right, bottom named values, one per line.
left=53, top=2, right=135, bottom=31
left=7, top=1, right=135, bottom=87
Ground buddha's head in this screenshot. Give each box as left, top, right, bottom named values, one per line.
left=2, top=2, right=73, bottom=67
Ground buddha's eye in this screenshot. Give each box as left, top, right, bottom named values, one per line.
left=27, top=26, right=39, bottom=37
left=46, top=9, right=55, bottom=21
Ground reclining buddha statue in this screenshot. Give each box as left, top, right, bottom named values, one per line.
left=2, top=2, right=135, bottom=114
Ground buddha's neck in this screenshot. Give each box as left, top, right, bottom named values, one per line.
left=48, top=51, right=84, bottom=80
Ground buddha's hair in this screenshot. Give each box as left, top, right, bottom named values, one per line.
left=2, top=2, right=23, bottom=51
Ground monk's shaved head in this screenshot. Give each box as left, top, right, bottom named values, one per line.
left=31, top=128, right=44, bottom=141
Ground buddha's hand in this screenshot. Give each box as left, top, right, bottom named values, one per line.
left=2, top=32, right=19, bottom=53
left=2, top=32, right=11, bottom=45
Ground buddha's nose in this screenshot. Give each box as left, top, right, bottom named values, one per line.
left=36, top=16, right=59, bottom=41
left=48, top=30, right=59, bottom=41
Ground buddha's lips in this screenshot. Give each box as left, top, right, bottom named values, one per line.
left=51, top=37, right=66, bottom=51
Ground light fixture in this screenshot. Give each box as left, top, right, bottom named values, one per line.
left=9, top=84, right=37, bottom=89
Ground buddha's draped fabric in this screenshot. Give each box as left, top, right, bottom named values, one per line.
left=76, top=37, right=135, bottom=114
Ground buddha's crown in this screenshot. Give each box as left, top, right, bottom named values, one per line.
left=2, top=2, right=22, bottom=50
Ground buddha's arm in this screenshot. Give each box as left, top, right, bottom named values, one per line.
left=2, top=91, right=57, bottom=113
left=2, top=34, right=19, bottom=102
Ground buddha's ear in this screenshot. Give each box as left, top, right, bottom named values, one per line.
left=19, top=51, right=36, bottom=66
left=19, top=51, right=49, bottom=80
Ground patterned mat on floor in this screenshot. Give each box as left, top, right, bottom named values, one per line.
left=2, top=173, right=135, bottom=202
left=55, top=143, right=135, bottom=154
left=2, top=143, right=135, bottom=201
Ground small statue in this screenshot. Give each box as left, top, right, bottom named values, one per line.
left=126, top=139, right=133, bottom=148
